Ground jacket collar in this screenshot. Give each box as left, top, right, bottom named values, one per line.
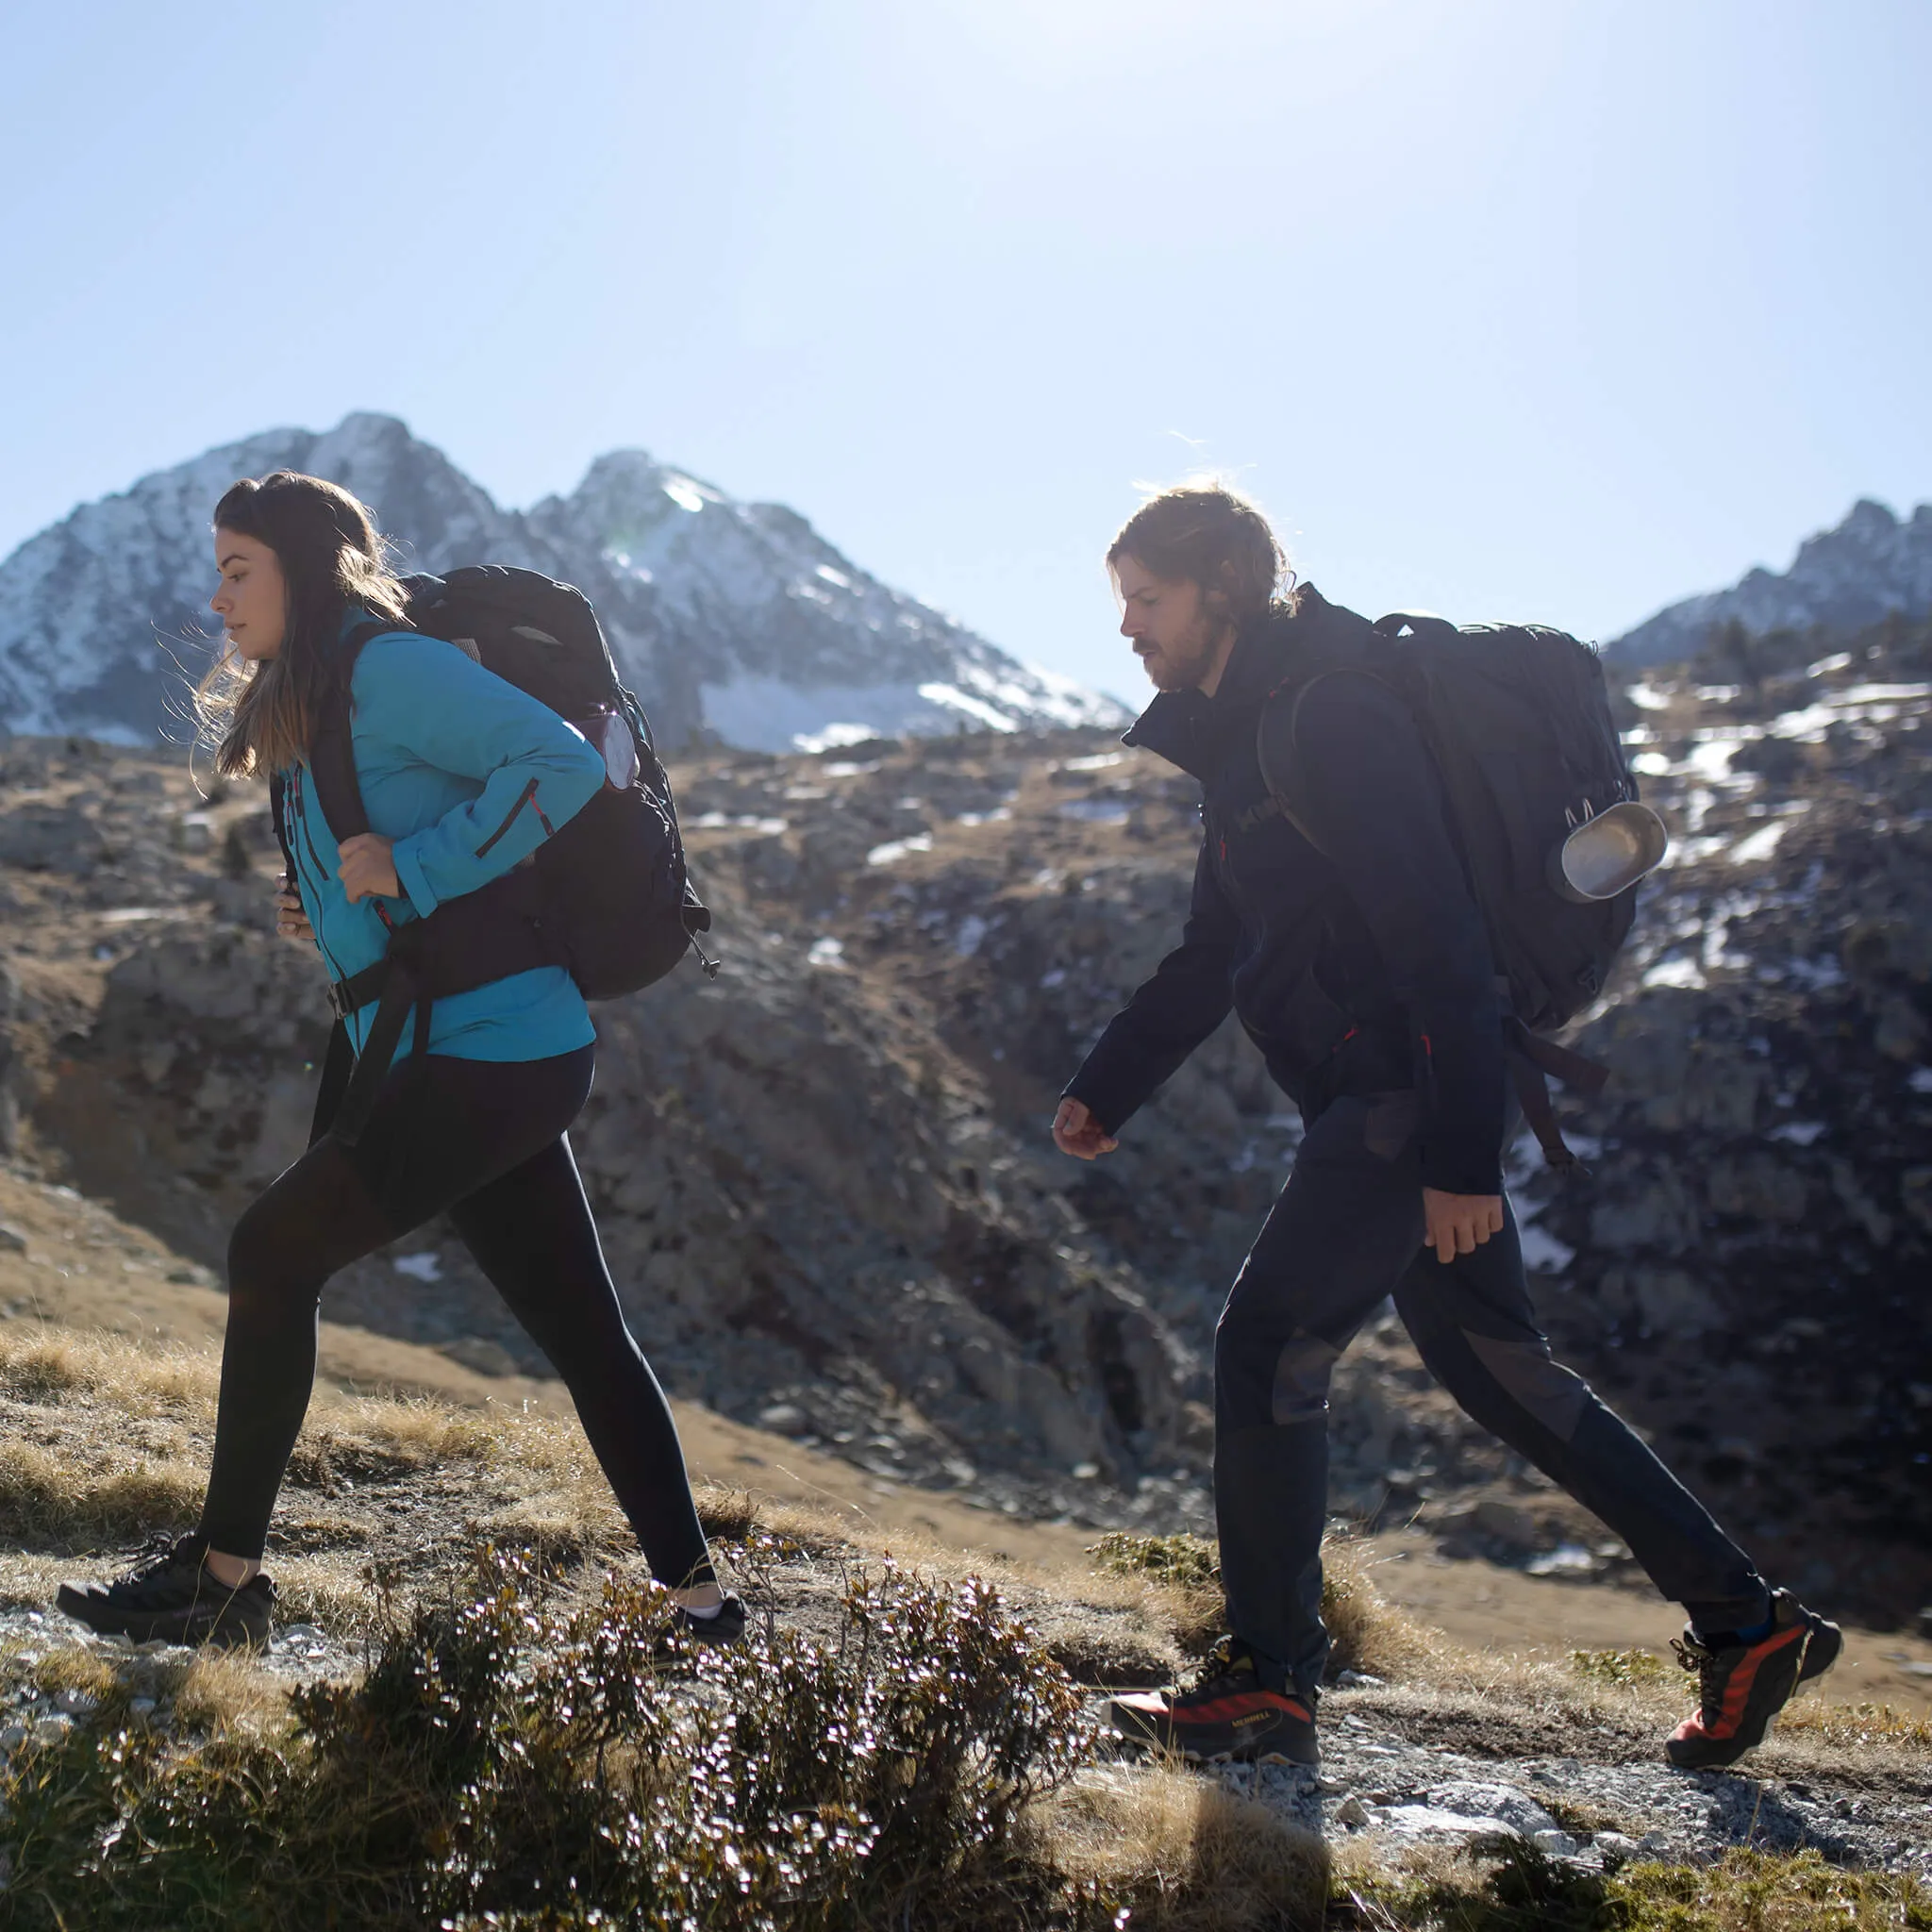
left=1121, top=586, right=1331, bottom=778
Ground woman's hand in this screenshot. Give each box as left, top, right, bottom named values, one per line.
left=275, top=886, right=312, bottom=942
left=338, top=834, right=400, bottom=904
left=1052, top=1096, right=1120, bottom=1160
left=1422, top=1188, right=1505, bottom=1265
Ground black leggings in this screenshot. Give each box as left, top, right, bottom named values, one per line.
left=197, top=1045, right=714, bottom=1590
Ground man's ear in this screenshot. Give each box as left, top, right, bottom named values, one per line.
left=1202, top=558, right=1244, bottom=623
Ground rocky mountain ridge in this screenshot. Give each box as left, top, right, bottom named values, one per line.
left=0, top=413, right=1123, bottom=753
left=1609, top=496, right=1932, bottom=665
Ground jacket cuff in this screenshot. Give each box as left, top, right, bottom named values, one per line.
left=1062, top=1067, right=1143, bottom=1140
left=1418, top=1140, right=1504, bottom=1196
left=391, top=837, right=440, bottom=920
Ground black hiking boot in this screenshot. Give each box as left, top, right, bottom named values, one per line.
left=1105, top=1639, right=1318, bottom=1765
left=1664, top=1588, right=1841, bottom=1769
left=56, top=1532, right=275, bottom=1650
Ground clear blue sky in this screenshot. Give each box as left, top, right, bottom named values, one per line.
left=3, top=0, right=1926, bottom=702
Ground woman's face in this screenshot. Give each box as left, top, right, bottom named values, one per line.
left=209, top=528, right=287, bottom=661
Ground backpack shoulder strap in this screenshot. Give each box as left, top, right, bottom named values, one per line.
left=1253, top=658, right=1403, bottom=853
left=306, top=620, right=391, bottom=841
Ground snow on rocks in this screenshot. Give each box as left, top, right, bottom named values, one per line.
left=0, top=412, right=1126, bottom=754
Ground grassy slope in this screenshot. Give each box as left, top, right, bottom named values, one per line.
left=0, top=1292, right=1925, bottom=1925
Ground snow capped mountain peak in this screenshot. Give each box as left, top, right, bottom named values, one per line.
left=1609, top=496, right=1932, bottom=665
left=0, top=417, right=1126, bottom=751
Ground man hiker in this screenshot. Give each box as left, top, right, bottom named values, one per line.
left=1053, top=484, right=1839, bottom=1769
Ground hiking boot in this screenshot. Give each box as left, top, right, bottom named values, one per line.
left=56, top=1532, right=275, bottom=1651
left=1105, top=1640, right=1318, bottom=1765
left=1665, top=1589, right=1841, bottom=1769
left=675, top=1592, right=747, bottom=1645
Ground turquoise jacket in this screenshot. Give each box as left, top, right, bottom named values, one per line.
left=282, top=629, right=608, bottom=1063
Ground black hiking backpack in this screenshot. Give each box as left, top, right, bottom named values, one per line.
left=1258, top=612, right=1668, bottom=1174
left=270, top=565, right=714, bottom=1147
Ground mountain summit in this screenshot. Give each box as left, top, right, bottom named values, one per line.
left=0, top=414, right=1125, bottom=750
left=1608, top=496, right=1932, bottom=665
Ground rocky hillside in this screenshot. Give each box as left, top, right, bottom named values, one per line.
left=0, top=608, right=1924, bottom=1624
left=0, top=413, right=1123, bottom=751
left=1609, top=497, right=1932, bottom=666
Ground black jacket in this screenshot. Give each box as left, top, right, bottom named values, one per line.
left=1063, top=588, right=1507, bottom=1195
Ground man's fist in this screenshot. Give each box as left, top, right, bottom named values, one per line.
left=1422, top=1188, right=1505, bottom=1265
left=337, top=834, right=400, bottom=905
left=1053, top=1096, right=1120, bottom=1160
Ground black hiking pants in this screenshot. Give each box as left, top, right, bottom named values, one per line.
left=1215, top=1090, right=1769, bottom=1700
left=197, top=1045, right=715, bottom=1591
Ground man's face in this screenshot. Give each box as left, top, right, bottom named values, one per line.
left=1115, top=554, right=1224, bottom=692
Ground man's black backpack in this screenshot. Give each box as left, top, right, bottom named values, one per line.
left=271, top=565, right=714, bottom=1147
left=1259, top=612, right=1667, bottom=1173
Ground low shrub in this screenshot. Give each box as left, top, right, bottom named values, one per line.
left=1, top=1545, right=1094, bottom=1930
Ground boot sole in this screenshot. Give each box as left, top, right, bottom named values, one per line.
left=56, top=1585, right=269, bottom=1651
left=1105, top=1704, right=1319, bottom=1768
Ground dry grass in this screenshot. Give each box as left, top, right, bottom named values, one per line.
left=1087, top=1525, right=1444, bottom=1686
left=1048, top=1763, right=1329, bottom=1931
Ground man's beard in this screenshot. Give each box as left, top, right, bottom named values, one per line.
left=1138, top=613, right=1224, bottom=691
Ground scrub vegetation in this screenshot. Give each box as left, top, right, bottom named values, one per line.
left=0, top=1326, right=1924, bottom=1926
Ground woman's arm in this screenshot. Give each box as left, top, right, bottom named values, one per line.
left=351, top=632, right=608, bottom=918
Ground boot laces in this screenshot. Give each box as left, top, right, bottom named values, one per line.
left=1186, top=1637, right=1252, bottom=1693
left=119, top=1531, right=206, bottom=1589
left=1672, top=1634, right=1723, bottom=1722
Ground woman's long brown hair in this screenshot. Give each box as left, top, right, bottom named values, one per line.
left=195, top=471, right=411, bottom=777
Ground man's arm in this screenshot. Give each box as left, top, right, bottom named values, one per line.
left=1280, top=671, right=1508, bottom=1198
left=1059, top=839, right=1240, bottom=1141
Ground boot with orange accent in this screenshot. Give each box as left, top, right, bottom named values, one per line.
left=1106, top=1640, right=1318, bottom=1765
left=1665, top=1589, right=1842, bottom=1769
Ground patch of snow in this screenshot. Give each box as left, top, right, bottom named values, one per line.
left=1058, top=799, right=1132, bottom=825
left=807, top=936, right=844, bottom=967
left=1525, top=1543, right=1598, bottom=1577
left=1908, top=1067, right=1932, bottom=1094
left=916, top=682, right=1020, bottom=733
left=954, top=915, right=990, bottom=958
left=392, top=1252, right=441, bottom=1282
left=865, top=835, right=933, bottom=867
left=1768, top=1121, right=1828, bottom=1146
left=1625, top=683, right=1673, bottom=710
left=1060, top=752, right=1126, bottom=772
left=1728, top=822, right=1790, bottom=866
left=1642, top=956, right=1707, bottom=991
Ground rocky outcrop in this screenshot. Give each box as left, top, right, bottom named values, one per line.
left=0, top=608, right=1924, bottom=1616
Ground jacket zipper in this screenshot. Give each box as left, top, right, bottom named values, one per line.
left=475, top=777, right=551, bottom=858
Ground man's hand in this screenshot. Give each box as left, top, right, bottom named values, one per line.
left=338, top=834, right=399, bottom=905
left=1422, top=1188, right=1504, bottom=1264
left=275, top=885, right=313, bottom=942
left=1053, top=1096, right=1120, bottom=1160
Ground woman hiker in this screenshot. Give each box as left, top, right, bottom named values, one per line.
left=57, top=470, right=739, bottom=1648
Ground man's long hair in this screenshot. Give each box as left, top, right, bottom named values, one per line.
left=196, top=471, right=411, bottom=777
left=1107, top=484, right=1291, bottom=629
